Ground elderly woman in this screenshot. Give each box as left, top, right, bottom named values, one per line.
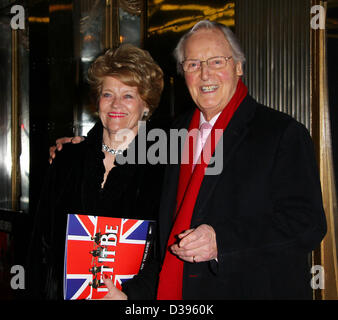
left=27, top=44, right=164, bottom=300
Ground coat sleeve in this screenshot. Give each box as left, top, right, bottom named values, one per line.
left=25, top=145, right=80, bottom=299
left=25, top=163, right=59, bottom=299
left=210, top=120, right=327, bottom=274
left=121, top=229, right=161, bottom=300
left=121, top=258, right=161, bottom=300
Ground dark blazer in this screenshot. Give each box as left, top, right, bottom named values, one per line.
left=158, top=94, right=327, bottom=299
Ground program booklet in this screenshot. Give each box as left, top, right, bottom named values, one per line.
left=63, top=214, right=155, bottom=300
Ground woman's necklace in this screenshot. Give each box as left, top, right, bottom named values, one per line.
left=102, top=143, right=124, bottom=155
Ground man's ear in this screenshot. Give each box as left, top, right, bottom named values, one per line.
left=236, top=62, right=243, bottom=76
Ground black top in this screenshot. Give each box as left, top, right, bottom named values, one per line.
left=27, top=121, right=164, bottom=300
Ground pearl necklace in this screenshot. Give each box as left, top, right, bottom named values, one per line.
left=102, top=143, right=124, bottom=155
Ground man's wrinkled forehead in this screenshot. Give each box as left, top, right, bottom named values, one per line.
left=183, top=28, right=232, bottom=59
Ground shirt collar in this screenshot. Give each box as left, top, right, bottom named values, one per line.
left=199, top=111, right=221, bottom=128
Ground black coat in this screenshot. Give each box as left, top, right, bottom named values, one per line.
left=27, top=121, right=164, bottom=300
left=158, top=94, right=327, bottom=299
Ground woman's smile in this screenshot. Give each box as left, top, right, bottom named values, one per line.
left=108, top=112, right=128, bottom=118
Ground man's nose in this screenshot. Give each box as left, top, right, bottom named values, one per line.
left=200, top=61, right=209, bottom=80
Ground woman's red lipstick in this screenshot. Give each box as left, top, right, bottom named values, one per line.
left=108, top=112, right=126, bottom=118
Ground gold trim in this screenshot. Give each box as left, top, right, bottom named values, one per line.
left=11, top=29, right=20, bottom=211
left=105, top=0, right=112, bottom=48
left=140, top=0, right=146, bottom=47
left=105, top=0, right=120, bottom=49
left=112, top=0, right=120, bottom=48
left=311, top=0, right=338, bottom=300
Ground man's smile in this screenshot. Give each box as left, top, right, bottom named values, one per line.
left=200, top=85, right=219, bottom=93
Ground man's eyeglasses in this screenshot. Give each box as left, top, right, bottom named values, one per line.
left=181, top=56, right=233, bottom=73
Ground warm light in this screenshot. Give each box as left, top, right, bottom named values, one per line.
left=148, top=2, right=235, bottom=35
left=28, top=17, right=50, bottom=23
left=160, top=4, right=233, bottom=14
left=148, top=16, right=234, bottom=35
left=84, top=34, right=94, bottom=42
left=152, top=0, right=165, bottom=4
left=49, top=4, right=73, bottom=13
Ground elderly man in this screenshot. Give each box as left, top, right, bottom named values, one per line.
left=154, top=20, right=326, bottom=300
left=50, top=20, right=326, bottom=300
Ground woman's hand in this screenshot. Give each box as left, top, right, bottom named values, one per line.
left=49, top=136, right=85, bottom=164
left=98, top=277, right=128, bottom=300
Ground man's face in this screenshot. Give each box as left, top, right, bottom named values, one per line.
left=183, top=28, right=243, bottom=121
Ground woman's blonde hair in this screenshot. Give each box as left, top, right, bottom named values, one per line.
left=88, top=44, right=164, bottom=119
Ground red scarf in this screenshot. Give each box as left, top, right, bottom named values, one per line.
left=156, top=79, right=248, bottom=300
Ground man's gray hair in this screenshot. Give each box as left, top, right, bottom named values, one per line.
left=173, top=20, right=246, bottom=75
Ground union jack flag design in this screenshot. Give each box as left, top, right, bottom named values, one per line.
left=63, top=214, right=155, bottom=300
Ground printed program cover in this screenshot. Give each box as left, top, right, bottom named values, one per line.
left=63, top=214, right=155, bottom=300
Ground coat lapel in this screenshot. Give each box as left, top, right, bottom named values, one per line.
left=158, top=109, right=194, bottom=256
left=191, top=95, right=257, bottom=225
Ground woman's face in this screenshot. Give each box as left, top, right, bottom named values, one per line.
left=99, top=76, right=149, bottom=136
